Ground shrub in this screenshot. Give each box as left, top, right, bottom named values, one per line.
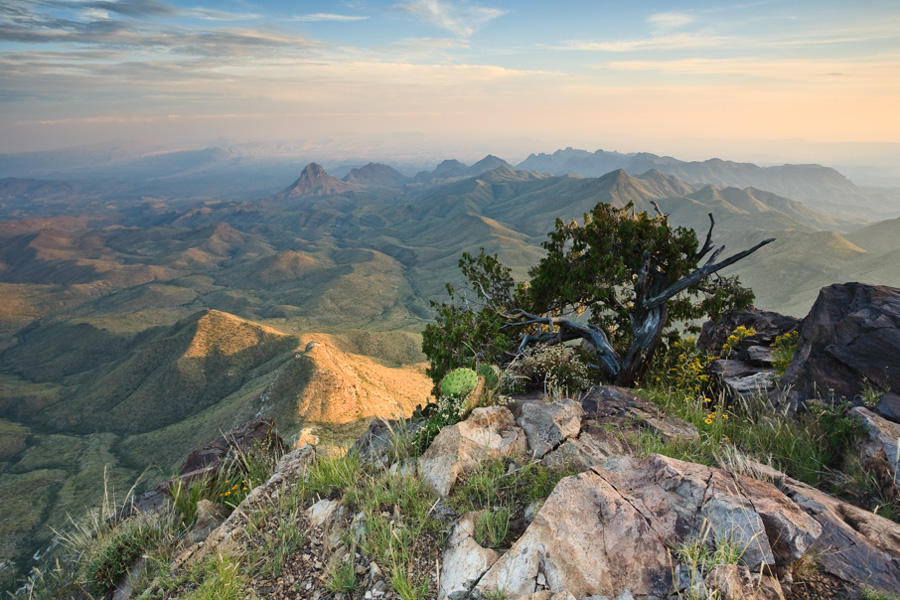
left=515, top=344, right=593, bottom=396
left=771, top=330, right=798, bottom=377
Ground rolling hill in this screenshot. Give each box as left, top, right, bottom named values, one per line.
left=2, top=150, right=900, bottom=590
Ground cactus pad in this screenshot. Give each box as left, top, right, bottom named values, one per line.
left=441, top=368, right=479, bottom=399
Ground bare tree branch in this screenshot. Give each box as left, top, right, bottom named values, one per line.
left=694, top=213, right=716, bottom=261
left=646, top=237, right=775, bottom=310
left=503, top=309, right=622, bottom=377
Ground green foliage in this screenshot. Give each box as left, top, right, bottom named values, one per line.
left=304, top=452, right=364, bottom=497
left=242, top=491, right=306, bottom=579
left=423, top=202, right=757, bottom=389
left=451, top=458, right=572, bottom=518
left=862, top=587, right=900, bottom=600
left=180, top=555, right=244, bottom=600
left=422, top=252, right=518, bottom=391
left=325, top=561, right=358, bottom=594
left=638, top=385, right=866, bottom=488
left=411, top=394, right=467, bottom=456
left=171, top=476, right=206, bottom=528
left=528, top=203, right=751, bottom=343
left=441, top=367, right=479, bottom=398
left=474, top=507, right=511, bottom=548
left=771, top=330, right=799, bottom=377
left=644, top=335, right=712, bottom=400
left=83, top=517, right=162, bottom=595
left=476, top=363, right=501, bottom=391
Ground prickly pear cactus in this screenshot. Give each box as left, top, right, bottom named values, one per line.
left=441, top=368, right=479, bottom=399
left=476, top=363, right=501, bottom=391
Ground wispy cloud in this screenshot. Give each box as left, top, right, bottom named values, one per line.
left=562, top=33, right=730, bottom=52
left=393, top=0, right=504, bottom=37
left=647, top=11, right=695, bottom=33
left=289, top=13, right=369, bottom=22
left=76, top=0, right=178, bottom=18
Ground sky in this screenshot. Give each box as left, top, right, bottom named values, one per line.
left=1, top=0, right=899, bottom=160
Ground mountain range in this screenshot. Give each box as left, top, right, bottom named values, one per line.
left=2, top=146, right=900, bottom=590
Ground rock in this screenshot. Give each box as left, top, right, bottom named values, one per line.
left=541, top=425, right=634, bottom=472
left=876, top=391, right=900, bottom=423
left=188, top=499, right=231, bottom=544
left=774, top=475, right=900, bottom=595
left=850, top=406, right=900, bottom=489
left=266, top=444, right=316, bottom=487
left=580, top=385, right=698, bottom=442
left=705, top=564, right=785, bottom=600
left=439, top=513, right=500, bottom=600
left=777, top=283, right=900, bottom=414
left=517, top=398, right=585, bottom=459
left=307, top=498, right=341, bottom=528
left=178, top=417, right=288, bottom=481
left=418, top=406, right=528, bottom=496
left=698, top=306, right=800, bottom=355
left=350, top=417, right=424, bottom=468
left=708, top=359, right=779, bottom=401
left=475, top=454, right=820, bottom=600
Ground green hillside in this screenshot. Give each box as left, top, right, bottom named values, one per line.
left=2, top=161, right=900, bottom=590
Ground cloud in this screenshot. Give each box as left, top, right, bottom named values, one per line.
left=646, top=11, right=695, bottom=33
left=393, top=0, right=504, bottom=37
left=562, top=33, right=729, bottom=52
left=289, top=13, right=369, bottom=22
left=78, top=0, right=178, bottom=18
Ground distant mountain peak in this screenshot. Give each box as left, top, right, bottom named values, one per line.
left=277, top=162, right=361, bottom=198
left=342, top=163, right=408, bottom=187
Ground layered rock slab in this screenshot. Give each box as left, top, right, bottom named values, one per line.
left=475, top=453, right=819, bottom=600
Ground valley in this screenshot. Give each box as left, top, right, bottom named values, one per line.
left=2, top=143, right=900, bottom=590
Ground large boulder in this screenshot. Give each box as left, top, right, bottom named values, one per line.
left=777, top=283, right=900, bottom=414
left=474, top=454, right=820, bottom=599
left=418, top=406, right=528, bottom=496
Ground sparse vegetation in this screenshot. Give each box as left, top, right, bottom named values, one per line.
left=423, top=203, right=767, bottom=389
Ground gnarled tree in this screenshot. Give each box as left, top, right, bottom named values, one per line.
left=423, top=202, right=774, bottom=388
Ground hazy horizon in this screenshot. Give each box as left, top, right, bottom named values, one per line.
left=2, top=0, right=898, bottom=168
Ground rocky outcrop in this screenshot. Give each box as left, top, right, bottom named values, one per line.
left=475, top=454, right=818, bottom=599
left=276, top=163, right=362, bottom=197
left=775, top=473, right=900, bottom=593
left=698, top=307, right=800, bottom=402
left=777, top=283, right=900, bottom=414
left=178, top=416, right=287, bottom=482
left=418, top=406, right=528, bottom=496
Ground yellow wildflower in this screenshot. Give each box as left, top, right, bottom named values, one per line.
left=704, top=418, right=713, bottom=424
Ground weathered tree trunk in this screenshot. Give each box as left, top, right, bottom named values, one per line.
left=617, top=301, right=668, bottom=387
